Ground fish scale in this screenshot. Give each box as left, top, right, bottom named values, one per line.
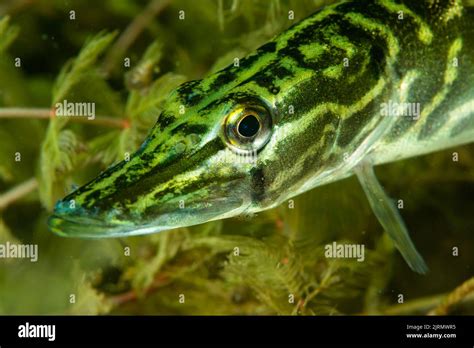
left=49, top=0, right=474, bottom=273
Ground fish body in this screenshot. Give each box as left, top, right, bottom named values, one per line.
left=49, top=0, right=474, bottom=271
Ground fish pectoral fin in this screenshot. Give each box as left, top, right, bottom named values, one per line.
left=354, top=161, right=429, bottom=274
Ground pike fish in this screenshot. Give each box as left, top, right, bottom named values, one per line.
left=49, top=0, right=474, bottom=273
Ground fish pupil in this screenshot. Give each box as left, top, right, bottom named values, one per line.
left=238, top=114, right=260, bottom=138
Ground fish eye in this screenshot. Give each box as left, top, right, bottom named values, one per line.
left=224, top=103, right=273, bottom=152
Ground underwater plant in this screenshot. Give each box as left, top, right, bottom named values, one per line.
left=0, top=0, right=473, bottom=316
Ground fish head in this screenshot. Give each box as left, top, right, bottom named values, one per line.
left=48, top=25, right=352, bottom=238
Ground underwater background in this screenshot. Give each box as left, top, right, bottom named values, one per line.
left=0, top=0, right=473, bottom=315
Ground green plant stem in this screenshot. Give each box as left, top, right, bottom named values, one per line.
left=382, top=291, right=474, bottom=315
left=382, top=294, right=446, bottom=315
left=0, top=177, right=38, bottom=211
left=0, top=107, right=127, bottom=128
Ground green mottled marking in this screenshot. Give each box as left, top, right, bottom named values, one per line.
left=377, top=0, right=434, bottom=44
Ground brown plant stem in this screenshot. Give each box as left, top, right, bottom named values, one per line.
left=0, top=107, right=127, bottom=128
left=429, top=277, right=474, bottom=315
left=381, top=283, right=474, bottom=316
left=108, top=274, right=170, bottom=307
left=0, top=177, right=38, bottom=210
left=382, top=294, right=446, bottom=315
left=102, top=0, right=171, bottom=76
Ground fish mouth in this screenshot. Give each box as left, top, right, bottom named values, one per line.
left=48, top=214, right=138, bottom=238
left=48, top=190, right=250, bottom=238
left=48, top=213, right=189, bottom=238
